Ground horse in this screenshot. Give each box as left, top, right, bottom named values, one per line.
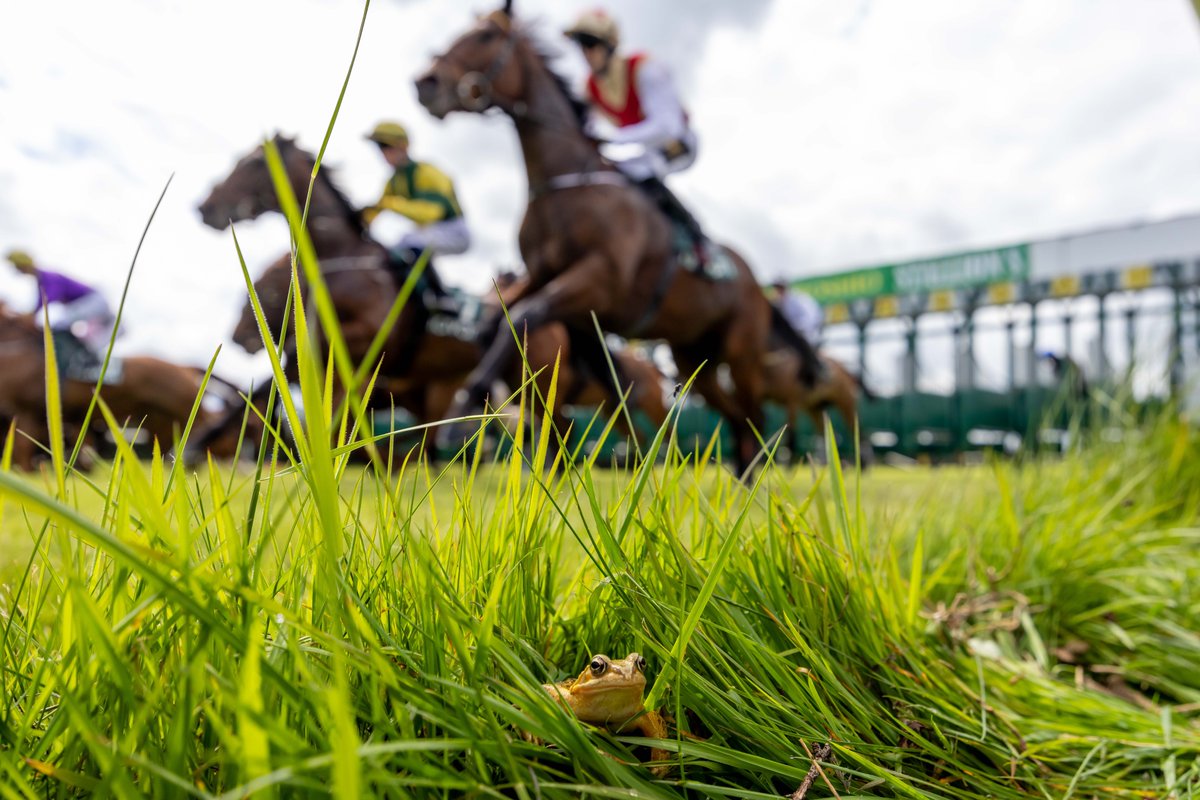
left=198, top=138, right=668, bottom=462
left=414, top=4, right=821, bottom=476
left=199, top=135, right=406, bottom=385
left=212, top=254, right=670, bottom=462
left=761, top=348, right=875, bottom=465
left=0, top=308, right=225, bottom=470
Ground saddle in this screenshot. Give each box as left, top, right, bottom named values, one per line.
left=634, top=177, right=736, bottom=283
left=425, top=289, right=489, bottom=343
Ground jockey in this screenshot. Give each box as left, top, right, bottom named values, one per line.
left=772, top=281, right=824, bottom=345
left=772, top=280, right=825, bottom=385
left=363, top=121, right=470, bottom=300
left=564, top=9, right=714, bottom=264
left=5, top=249, right=117, bottom=355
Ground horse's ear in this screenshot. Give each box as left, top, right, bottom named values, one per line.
left=502, top=0, right=512, bottom=16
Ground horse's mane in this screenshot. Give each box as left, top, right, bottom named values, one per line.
left=517, top=23, right=590, bottom=129
left=275, top=136, right=368, bottom=237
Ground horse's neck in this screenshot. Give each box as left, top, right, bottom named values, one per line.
left=306, top=217, right=364, bottom=254
left=513, top=58, right=604, bottom=188
left=297, top=172, right=367, bottom=255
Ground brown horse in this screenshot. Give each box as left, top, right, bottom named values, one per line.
left=762, top=348, right=875, bottom=464
left=200, top=139, right=667, bottom=461
left=230, top=250, right=295, bottom=360
left=211, top=255, right=669, bottom=462
left=0, top=308, right=224, bottom=470
left=199, top=136, right=405, bottom=382
left=415, top=5, right=819, bottom=475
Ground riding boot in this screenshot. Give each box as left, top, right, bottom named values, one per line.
left=385, top=246, right=420, bottom=281
left=422, top=257, right=446, bottom=296
left=770, top=305, right=824, bottom=389
left=794, top=331, right=824, bottom=388
left=637, top=177, right=714, bottom=265
left=387, top=247, right=455, bottom=311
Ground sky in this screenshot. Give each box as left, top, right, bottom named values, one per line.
left=1, top=0, right=1199, bottom=385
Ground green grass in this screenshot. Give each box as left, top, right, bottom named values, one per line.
left=1, top=401, right=1198, bottom=798
left=2, top=6, right=1197, bottom=793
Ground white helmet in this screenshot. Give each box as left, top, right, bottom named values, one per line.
left=564, top=9, right=619, bottom=49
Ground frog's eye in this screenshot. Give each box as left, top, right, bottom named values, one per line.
left=635, top=656, right=647, bottom=672
left=589, top=658, right=607, bottom=675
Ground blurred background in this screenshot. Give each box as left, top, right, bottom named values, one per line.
left=1, top=0, right=1198, bottom=409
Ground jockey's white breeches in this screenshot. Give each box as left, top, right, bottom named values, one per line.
left=42, top=292, right=117, bottom=352
left=606, top=129, right=698, bottom=182
left=398, top=217, right=472, bottom=256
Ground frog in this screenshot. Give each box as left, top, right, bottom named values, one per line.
left=543, top=652, right=669, bottom=774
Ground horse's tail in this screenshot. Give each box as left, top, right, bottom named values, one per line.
left=768, top=304, right=820, bottom=388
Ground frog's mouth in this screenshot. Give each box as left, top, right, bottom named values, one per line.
left=572, top=680, right=645, bottom=696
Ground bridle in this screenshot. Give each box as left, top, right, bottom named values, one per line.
left=453, top=20, right=520, bottom=113
left=438, top=17, right=618, bottom=192
left=445, top=18, right=578, bottom=133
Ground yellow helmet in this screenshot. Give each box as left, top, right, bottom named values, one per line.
left=366, top=121, right=410, bottom=148
left=564, top=9, right=619, bottom=48
left=5, top=249, right=34, bottom=268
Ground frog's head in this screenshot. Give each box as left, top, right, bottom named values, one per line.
left=567, top=652, right=648, bottom=719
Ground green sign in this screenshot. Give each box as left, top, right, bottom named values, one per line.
left=790, top=244, right=1030, bottom=305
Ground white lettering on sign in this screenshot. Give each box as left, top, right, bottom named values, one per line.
left=893, top=248, right=1025, bottom=295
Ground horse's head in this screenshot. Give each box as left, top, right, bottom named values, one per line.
left=231, top=308, right=266, bottom=354
left=415, top=2, right=528, bottom=119
left=198, top=134, right=306, bottom=229
left=232, top=257, right=295, bottom=354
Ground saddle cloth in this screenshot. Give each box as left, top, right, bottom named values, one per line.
left=670, top=221, right=736, bottom=282
left=425, top=289, right=489, bottom=343
left=52, top=331, right=123, bottom=384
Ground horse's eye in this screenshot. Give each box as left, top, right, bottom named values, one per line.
left=636, top=656, right=646, bottom=671
left=479, top=29, right=496, bottom=44
left=589, top=658, right=606, bottom=675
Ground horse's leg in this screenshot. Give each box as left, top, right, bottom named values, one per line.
left=381, top=384, right=425, bottom=467
left=566, top=326, right=644, bottom=446
left=624, top=353, right=668, bottom=447
left=806, top=406, right=829, bottom=465
left=673, top=346, right=757, bottom=477
left=720, top=290, right=772, bottom=477
left=8, top=415, right=40, bottom=471
left=832, top=378, right=873, bottom=468
left=420, top=381, right=461, bottom=465
left=786, top=402, right=801, bottom=464
left=459, top=256, right=611, bottom=409
left=724, top=351, right=769, bottom=476
left=522, top=327, right=575, bottom=468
